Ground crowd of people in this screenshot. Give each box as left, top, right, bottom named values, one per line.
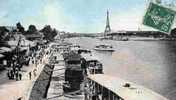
left=6, top=45, right=47, bottom=81
left=7, top=67, right=22, bottom=80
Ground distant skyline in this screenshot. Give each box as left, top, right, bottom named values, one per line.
left=0, top=0, right=175, bottom=33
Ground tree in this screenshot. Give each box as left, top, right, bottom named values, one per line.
left=40, top=25, right=57, bottom=41
left=16, top=22, right=25, bottom=33
left=41, top=25, right=52, bottom=34
left=26, top=25, right=37, bottom=34
left=0, top=26, right=9, bottom=41
left=52, top=28, right=58, bottom=38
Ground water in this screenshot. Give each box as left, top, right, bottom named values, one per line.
left=67, top=37, right=176, bottom=100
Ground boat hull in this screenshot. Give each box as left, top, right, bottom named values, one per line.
left=93, top=48, right=115, bottom=52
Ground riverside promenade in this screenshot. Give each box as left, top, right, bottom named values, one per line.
left=0, top=49, right=49, bottom=100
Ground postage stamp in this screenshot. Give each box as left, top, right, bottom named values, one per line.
left=143, top=2, right=176, bottom=33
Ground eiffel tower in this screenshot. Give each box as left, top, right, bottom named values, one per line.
left=104, top=10, right=111, bottom=36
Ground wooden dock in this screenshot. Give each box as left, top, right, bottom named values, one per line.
left=46, top=54, right=84, bottom=100
left=47, top=64, right=65, bottom=100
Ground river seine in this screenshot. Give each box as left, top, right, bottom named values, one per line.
left=67, top=37, right=176, bottom=100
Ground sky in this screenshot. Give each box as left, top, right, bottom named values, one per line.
left=0, top=0, right=175, bottom=33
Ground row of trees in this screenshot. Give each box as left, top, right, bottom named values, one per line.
left=15, top=22, right=176, bottom=38
left=1, top=22, right=176, bottom=41
left=12, top=22, right=57, bottom=41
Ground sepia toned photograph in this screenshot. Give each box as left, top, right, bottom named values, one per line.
left=0, top=0, right=176, bottom=100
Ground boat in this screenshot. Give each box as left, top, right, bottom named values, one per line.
left=63, top=51, right=84, bottom=93
left=121, top=37, right=129, bottom=41
left=81, top=54, right=103, bottom=74
left=50, top=42, right=71, bottom=54
left=70, top=44, right=81, bottom=51
left=64, top=52, right=82, bottom=71
left=47, top=43, right=85, bottom=99
left=69, top=44, right=91, bottom=55
left=87, top=60, right=103, bottom=74
left=94, top=44, right=115, bottom=52
left=85, top=74, right=168, bottom=100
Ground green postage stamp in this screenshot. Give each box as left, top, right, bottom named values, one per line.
left=143, top=2, right=176, bottom=33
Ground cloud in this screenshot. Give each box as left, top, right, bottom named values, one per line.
left=42, top=3, right=62, bottom=28
left=23, top=1, right=74, bottom=31
left=108, top=5, right=163, bottom=32
left=41, top=1, right=77, bottom=31
left=0, top=11, right=10, bottom=26
left=111, top=12, right=141, bottom=31
left=110, top=7, right=146, bottom=31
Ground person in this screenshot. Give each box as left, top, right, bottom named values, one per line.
left=13, top=67, right=16, bottom=74
left=92, top=95, right=100, bottom=100
left=7, top=70, right=11, bottom=79
left=10, top=70, right=14, bottom=79
left=15, top=72, right=18, bottom=81
left=33, top=69, right=37, bottom=77
left=40, top=59, right=42, bottom=63
left=35, top=61, right=37, bottom=67
left=29, top=72, right=32, bottom=80
left=81, top=58, right=87, bottom=75
left=19, top=64, right=22, bottom=71
left=32, top=58, right=34, bottom=64
left=19, top=73, right=22, bottom=80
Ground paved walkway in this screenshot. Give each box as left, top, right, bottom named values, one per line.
left=0, top=49, right=49, bottom=100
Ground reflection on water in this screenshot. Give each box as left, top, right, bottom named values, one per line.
left=67, top=37, right=176, bottom=100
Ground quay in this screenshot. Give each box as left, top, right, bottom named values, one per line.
left=0, top=46, right=50, bottom=100
left=0, top=40, right=169, bottom=100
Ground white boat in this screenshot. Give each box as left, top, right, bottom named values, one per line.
left=94, top=44, right=115, bottom=52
